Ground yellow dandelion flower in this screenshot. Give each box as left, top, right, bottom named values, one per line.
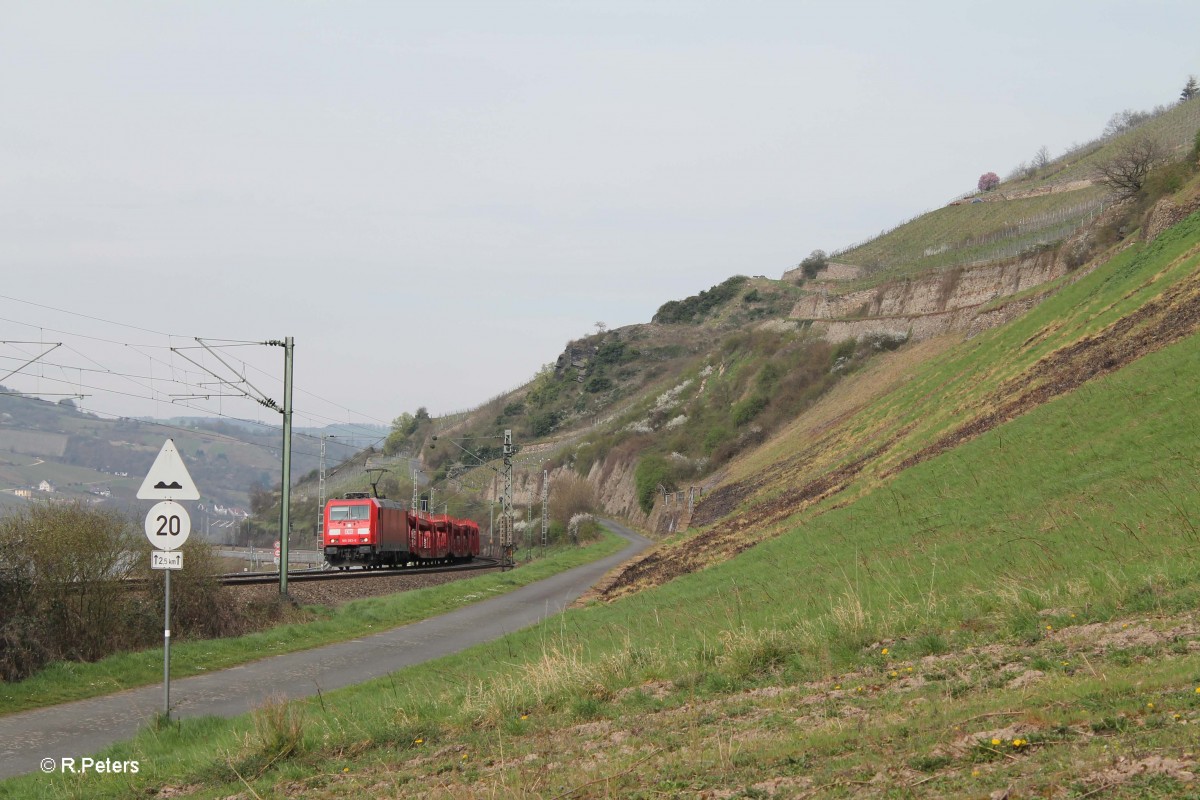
left=1147, top=703, right=1154, bottom=710
left=415, top=738, right=424, bottom=744
left=991, top=738, right=1001, bottom=746
left=856, top=686, right=864, bottom=692
left=890, top=670, right=898, bottom=678
left=906, top=666, right=913, bottom=672
left=1195, top=687, right=1200, bottom=694
left=1045, top=625, right=1053, bottom=631
left=462, top=753, right=469, bottom=760
left=972, top=769, right=980, bottom=777
left=881, top=648, right=889, bottom=655
left=343, top=767, right=350, bottom=773
left=520, top=714, right=529, bottom=719
left=1175, top=714, right=1182, bottom=720
left=1070, top=613, right=1077, bottom=618
left=834, top=684, right=842, bottom=690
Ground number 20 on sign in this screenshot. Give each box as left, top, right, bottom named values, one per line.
left=144, top=500, right=192, bottom=550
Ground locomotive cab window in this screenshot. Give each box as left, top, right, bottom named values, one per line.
left=330, top=505, right=371, bottom=521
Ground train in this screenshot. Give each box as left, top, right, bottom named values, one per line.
left=321, top=492, right=480, bottom=569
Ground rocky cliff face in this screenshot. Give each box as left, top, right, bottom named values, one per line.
left=789, top=250, right=1068, bottom=343
left=1143, top=191, right=1200, bottom=242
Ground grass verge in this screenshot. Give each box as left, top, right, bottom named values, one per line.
left=0, top=532, right=625, bottom=717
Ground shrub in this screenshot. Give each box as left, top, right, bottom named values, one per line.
left=634, top=455, right=674, bottom=514
left=594, top=340, right=638, bottom=366
left=702, top=424, right=733, bottom=455
left=549, top=473, right=596, bottom=527
left=977, top=172, right=1000, bottom=191
left=528, top=410, right=562, bottom=437
left=800, top=250, right=828, bottom=280
left=830, top=338, right=857, bottom=364
left=652, top=276, right=749, bottom=324
left=731, top=395, right=769, bottom=426
left=1142, top=160, right=1192, bottom=199
left=0, top=501, right=284, bottom=682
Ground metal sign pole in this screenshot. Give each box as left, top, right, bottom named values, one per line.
left=138, top=438, right=200, bottom=724
left=163, top=568, right=171, bottom=718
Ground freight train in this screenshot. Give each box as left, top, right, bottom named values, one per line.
left=322, top=492, right=480, bottom=569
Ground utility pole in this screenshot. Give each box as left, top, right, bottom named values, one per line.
left=541, top=469, right=548, bottom=550
left=411, top=463, right=419, bottom=513
left=318, top=434, right=336, bottom=540
left=502, top=429, right=514, bottom=569
left=275, top=337, right=294, bottom=596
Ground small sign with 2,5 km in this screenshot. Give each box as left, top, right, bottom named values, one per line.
left=144, top=500, right=191, bottom=551
left=151, top=550, right=183, bottom=570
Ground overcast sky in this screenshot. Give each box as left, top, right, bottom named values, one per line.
left=2, top=1, right=1198, bottom=434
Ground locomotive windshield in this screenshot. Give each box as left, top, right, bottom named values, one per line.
left=329, top=504, right=371, bottom=521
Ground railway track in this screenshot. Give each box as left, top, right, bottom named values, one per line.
left=217, top=557, right=502, bottom=586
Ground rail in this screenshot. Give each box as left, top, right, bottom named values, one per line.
left=217, top=556, right=501, bottom=586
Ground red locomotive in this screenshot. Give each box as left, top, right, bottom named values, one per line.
left=322, top=492, right=480, bottom=569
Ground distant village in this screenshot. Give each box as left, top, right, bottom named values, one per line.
left=8, top=478, right=249, bottom=521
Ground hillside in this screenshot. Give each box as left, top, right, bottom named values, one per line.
left=0, top=392, right=372, bottom=522
left=10, top=83, right=1200, bottom=798
left=26, top=196, right=1200, bottom=799
left=285, top=100, right=1200, bottom=562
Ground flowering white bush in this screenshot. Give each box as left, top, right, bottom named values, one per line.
left=654, top=379, right=693, bottom=410
left=664, top=414, right=688, bottom=430
left=568, top=512, right=595, bottom=542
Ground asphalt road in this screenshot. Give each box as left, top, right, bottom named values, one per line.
left=0, top=520, right=651, bottom=780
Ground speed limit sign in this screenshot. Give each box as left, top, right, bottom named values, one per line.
left=144, top=500, right=192, bottom=550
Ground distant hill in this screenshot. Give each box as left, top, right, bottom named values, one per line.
left=0, top=391, right=371, bottom=518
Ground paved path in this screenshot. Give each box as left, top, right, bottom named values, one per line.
left=0, top=520, right=650, bottom=779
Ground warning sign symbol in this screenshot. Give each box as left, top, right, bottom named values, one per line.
left=137, top=439, right=201, bottom=501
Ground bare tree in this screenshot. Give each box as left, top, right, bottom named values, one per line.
left=594, top=321, right=607, bottom=334
left=1095, top=136, right=1167, bottom=199
left=1103, top=109, right=1151, bottom=139
left=1033, top=145, right=1051, bottom=171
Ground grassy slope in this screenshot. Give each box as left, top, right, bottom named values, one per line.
left=836, top=186, right=1107, bottom=278
left=833, top=97, right=1200, bottom=282
left=11, top=203, right=1200, bottom=797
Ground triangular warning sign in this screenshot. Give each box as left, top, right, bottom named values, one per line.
left=137, top=438, right=201, bottom=500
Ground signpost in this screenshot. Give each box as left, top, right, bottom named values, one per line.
left=138, top=438, right=200, bottom=721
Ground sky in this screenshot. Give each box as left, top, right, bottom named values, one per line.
left=2, top=0, right=1198, bottom=434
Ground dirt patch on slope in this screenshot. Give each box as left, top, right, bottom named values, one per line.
left=893, top=247, right=1200, bottom=474
left=597, top=447, right=885, bottom=601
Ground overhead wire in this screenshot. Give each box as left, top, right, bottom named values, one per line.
left=0, top=292, right=396, bottom=472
